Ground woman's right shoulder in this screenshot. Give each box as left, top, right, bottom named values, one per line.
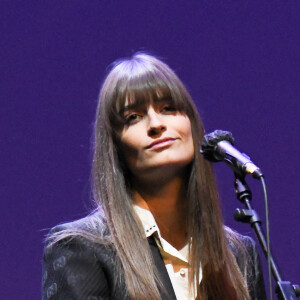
left=42, top=212, right=118, bottom=300
left=45, top=211, right=110, bottom=248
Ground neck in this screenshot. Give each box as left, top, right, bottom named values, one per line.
left=132, top=174, right=188, bottom=250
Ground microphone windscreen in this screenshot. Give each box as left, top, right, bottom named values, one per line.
left=200, top=130, right=234, bottom=162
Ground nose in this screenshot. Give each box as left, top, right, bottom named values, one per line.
left=147, top=108, right=166, bottom=137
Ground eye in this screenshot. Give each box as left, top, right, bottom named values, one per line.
left=124, top=113, right=141, bottom=125
left=161, top=105, right=177, bottom=113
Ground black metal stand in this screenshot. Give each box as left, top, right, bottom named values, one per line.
left=233, top=174, right=300, bottom=300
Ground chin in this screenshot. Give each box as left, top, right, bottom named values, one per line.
left=137, top=159, right=192, bottom=178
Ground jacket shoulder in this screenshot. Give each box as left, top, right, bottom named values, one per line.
left=42, top=213, right=125, bottom=300
left=44, top=212, right=112, bottom=266
left=48, top=211, right=108, bottom=236
left=225, top=227, right=267, bottom=300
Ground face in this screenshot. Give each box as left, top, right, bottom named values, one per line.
left=119, top=97, right=194, bottom=182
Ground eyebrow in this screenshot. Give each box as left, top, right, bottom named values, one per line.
left=121, top=102, right=144, bottom=114
left=121, top=96, right=172, bottom=114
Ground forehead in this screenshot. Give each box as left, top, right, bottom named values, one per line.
left=124, top=96, right=171, bottom=110
left=117, top=88, right=172, bottom=113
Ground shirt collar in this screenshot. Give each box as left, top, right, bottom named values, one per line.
left=133, top=204, right=159, bottom=238
left=133, top=204, right=189, bottom=263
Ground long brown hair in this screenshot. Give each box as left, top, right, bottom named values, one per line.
left=91, top=53, right=250, bottom=299
left=48, top=53, right=250, bottom=299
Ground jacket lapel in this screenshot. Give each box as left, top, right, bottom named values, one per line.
left=148, top=235, right=177, bottom=300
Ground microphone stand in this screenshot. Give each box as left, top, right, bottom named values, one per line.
left=233, top=173, right=300, bottom=300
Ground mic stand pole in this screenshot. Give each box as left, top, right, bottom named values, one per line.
left=233, top=173, right=300, bottom=300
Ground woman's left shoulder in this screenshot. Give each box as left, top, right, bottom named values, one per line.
left=224, top=226, right=267, bottom=300
left=224, top=226, right=257, bottom=254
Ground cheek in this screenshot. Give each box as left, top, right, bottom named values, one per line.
left=120, top=135, right=139, bottom=159
left=181, top=119, right=195, bottom=158
left=120, top=125, right=139, bottom=150
left=120, top=120, right=146, bottom=147
left=119, top=130, right=142, bottom=167
left=179, top=118, right=193, bottom=143
left=187, top=133, right=195, bottom=159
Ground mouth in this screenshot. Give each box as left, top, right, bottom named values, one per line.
left=146, top=138, right=177, bottom=150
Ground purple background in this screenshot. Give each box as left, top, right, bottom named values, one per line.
left=1, top=2, right=299, bottom=299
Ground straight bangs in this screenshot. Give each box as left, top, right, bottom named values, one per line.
left=105, top=55, right=195, bottom=132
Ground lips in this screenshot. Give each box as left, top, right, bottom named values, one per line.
left=146, top=138, right=177, bottom=149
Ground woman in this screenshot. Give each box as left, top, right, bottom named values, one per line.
left=42, top=53, right=266, bottom=300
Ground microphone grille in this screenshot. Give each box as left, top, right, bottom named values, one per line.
left=200, top=130, right=234, bottom=162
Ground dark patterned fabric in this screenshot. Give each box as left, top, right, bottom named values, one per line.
left=42, top=215, right=266, bottom=300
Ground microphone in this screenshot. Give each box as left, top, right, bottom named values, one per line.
left=200, top=130, right=263, bottom=179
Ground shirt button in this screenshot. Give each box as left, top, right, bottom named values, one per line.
left=179, top=269, right=186, bottom=277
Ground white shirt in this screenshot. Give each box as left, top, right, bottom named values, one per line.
left=134, top=205, right=202, bottom=300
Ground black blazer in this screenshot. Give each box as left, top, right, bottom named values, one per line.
left=42, top=215, right=266, bottom=300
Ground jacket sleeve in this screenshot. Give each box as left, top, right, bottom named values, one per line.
left=244, top=236, right=267, bottom=300
left=42, top=226, right=111, bottom=300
